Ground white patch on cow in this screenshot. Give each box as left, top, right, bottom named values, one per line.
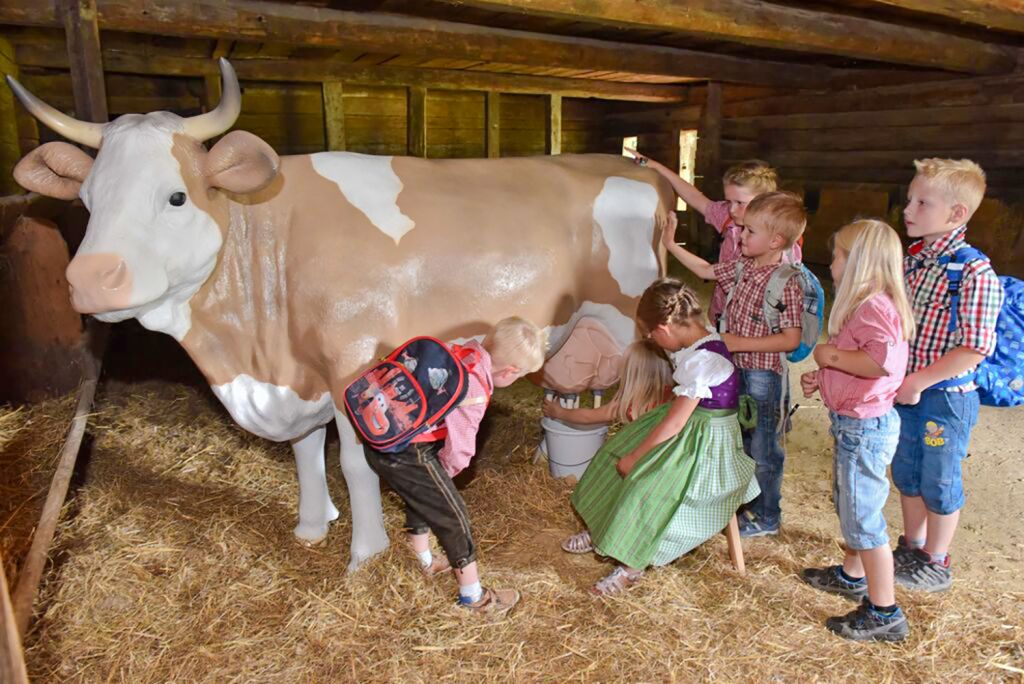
left=310, top=152, right=415, bottom=244
left=544, top=301, right=636, bottom=358
left=134, top=299, right=198, bottom=342
left=212, top=375, right=334, bottom=442
left=592, top=177, right=660, bottom=297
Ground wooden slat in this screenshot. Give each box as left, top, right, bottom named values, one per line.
left=735, top=103, right=1024, bottom=131
left=0, top=0, right=834, bottom=87
left=60, top=0, right=107, bottom=122
left=546, top=93, right=562, bottom=154
left=758, top=149, right=1024, bottom=168
left=443, top=0, right=1015, bottom=75
left=486, top=91, right=500, bottom=158
left=322, top=81, right=346, bottom=151
left=860, top=0, right=1024, bottom=34
left=407, top=86, right=426, bottom=157
left=765, top=122, right=1024, bottom=152
left=16, top=44, right=691, bottom=102
left=0, top=557, right=29, bottom=684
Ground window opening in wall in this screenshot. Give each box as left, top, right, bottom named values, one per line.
left=622, top=135, right=638, bottom=156
left=678, top=129, right=698, bottom=211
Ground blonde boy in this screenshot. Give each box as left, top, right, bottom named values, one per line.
left=663, top=191, right=807, bottom=537
left=363, top=317, right=546, bottom=614
left=891, top=159, right=1003, bottom=592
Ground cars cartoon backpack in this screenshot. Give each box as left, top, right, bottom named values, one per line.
left=721, top=260, right=825, bottom=363
left=927, top=247, right=1023, bottom=407
left=344, top=337, right=484, bottom=452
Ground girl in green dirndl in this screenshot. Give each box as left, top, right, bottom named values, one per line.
left=560, top=278, right=760, bottom=596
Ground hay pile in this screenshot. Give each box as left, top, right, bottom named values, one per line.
left=1, top=375, right=1023, bottom=681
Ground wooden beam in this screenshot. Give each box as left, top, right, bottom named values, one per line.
left=546, top=93, right=562, bottom=155
left=407, top=86, right=426, bottom=158
left=443, top=0, right=1016, bottom=75
left=0, top=558, right=29, bottom=684
left=860, top=0, right=1024, bottom=34
left=766, top=121, right=1024, bottom=152
left=755, top=149, right=1024, bottom=169
left=692, top=83, right=722, bottom=257
left=485, top=91, right=500, bottom=158
left=322, top=81, right=346, bottom=151
left=15, top=45, right=691, bottom=103
left=735, top=103, right=1024, bottom=131
left=60, top=0, right=107, bottom=122
left=0, top=0, right=834, bottom=87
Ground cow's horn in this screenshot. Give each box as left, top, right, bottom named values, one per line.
left=181, top=58, right=241, bottom=142
left=5, top=76, right=104, bottom=149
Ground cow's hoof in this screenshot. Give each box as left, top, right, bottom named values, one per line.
left=293, top=522, right=330, bottom=547
left=347, top=538, right=389, bottom=572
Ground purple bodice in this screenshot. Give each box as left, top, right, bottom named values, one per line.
left=696, top=339, right=740, bottom=410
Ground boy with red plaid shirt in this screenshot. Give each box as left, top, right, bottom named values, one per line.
left=662, top=191, right=807, bottom=537
left=891, top=159, right=1003, bottom=592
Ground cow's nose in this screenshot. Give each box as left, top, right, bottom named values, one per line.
left=65, top=252, right=134, bottom=313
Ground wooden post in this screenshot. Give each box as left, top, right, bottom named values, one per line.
left=0, top=38, right=22, bottom=195
left=322, top=81, right=346, bottom=151
left=0, top=557, right=29, bottom=684
left=407, top=86, right=426, bottom=158
left=693, top=82, right=722, bottom=259
left=60, top=0, right=107, bottom=123
left=546, top=93, right=562, bottom=155
left=485, top=91, right=500, bottom=159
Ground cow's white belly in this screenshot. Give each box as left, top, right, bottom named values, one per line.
left=212, top=375, right=335, bottom=442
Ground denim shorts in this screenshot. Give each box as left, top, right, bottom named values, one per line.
left=892, top=389, right=979, bottom=515
left=830, top=410, right=900, bottom=551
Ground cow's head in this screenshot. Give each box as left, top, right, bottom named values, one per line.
left=6, top=59, right=280, bottom=339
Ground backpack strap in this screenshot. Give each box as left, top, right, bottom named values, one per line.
left=719, top=260, right=746, bottom=334
left=763, top=264, right=799, bottom=335
left=938, top=246, right=988, bottom=333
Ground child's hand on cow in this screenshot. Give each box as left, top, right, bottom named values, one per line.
left=800, top=370, right=819, bottom=398
left=660, top=212, right=678, bottom=249
left=623, top=147, right=649, bottom=167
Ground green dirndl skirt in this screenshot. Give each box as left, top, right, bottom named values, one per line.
left=570, top=402, right=760, bottom=569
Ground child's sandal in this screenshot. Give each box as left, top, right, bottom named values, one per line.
left=561, top=530, right=594, bottom=554
left=590, top=566, right=643, bottom=596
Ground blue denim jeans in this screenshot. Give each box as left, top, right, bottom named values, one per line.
left=892, top=389, right=979, bottom=515
left=739, top=368, right=788, bottom=527
left=831, top=410, right=900, bottom=550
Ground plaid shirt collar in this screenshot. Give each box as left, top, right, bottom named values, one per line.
left=907, top=225, right=967, bottom=261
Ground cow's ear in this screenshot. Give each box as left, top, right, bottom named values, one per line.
left=13, top=142, right=93, bottom=200
left=205, top=130, right=279, bottom=194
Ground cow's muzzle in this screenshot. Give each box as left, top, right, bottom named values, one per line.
left=65, top=253, right=134, bottom=313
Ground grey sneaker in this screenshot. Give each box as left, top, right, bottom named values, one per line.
left=893, top=535, right=916, bottom=571
left=895, top=549, right=952, bottom=593
left=738, top=515, right=779, bottom=538
left=826, top=598, right=909, bottom=642
left=802, top=565, right=868, bottom=601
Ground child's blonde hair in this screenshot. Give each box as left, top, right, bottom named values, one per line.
left=829, top=219, right=916, bottom=341
left=744, top=191, right=807, bottom=249
left=484, top=316, right=547, bottom=373
left=636, top=278, right=704, bottom=333
left=913, top=158, right=986, bottom=218
left=723, top=160, right=778, bottom=195
left=613, top=340, right=672, bottom=425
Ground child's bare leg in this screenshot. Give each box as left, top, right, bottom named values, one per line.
left=859, top=546, right=896, bottom=607
left=924, top=510, right=959, bottom=557
left=842, top=546, right=864, bottom=578
left=454, top=561, right=480, bottom=588
left=900, top=494, right=928, bottom=544
left=409, top=531, right=430, bottom=554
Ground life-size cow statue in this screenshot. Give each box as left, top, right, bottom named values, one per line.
left=8, top=60, right=673, bottom=569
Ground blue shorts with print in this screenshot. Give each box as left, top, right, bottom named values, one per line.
left=892, top=389, right=979, bottom=515
left=830, top=410, right=900, bottom=551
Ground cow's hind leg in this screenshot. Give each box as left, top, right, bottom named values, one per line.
left=335, top=411, right=389, bottom=571
left=291, top=425, right=339, bottom=545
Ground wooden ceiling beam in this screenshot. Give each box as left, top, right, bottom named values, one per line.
left=445, top=0, right=1016, bottom=75
left=0, top=0, right=832, bottom=87
left=860, top=1, right=1024, bottom=34
left=15, top=45, right=693, bottom=102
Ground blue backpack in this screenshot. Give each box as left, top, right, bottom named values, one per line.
left=930, top=247, right=1022, bottom=407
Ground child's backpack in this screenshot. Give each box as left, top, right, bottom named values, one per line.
left=933, top=247, right=1022, bottom=407
left=344, top=337, right=484, bottom=453
left=721, top=261, right=825, bottom=363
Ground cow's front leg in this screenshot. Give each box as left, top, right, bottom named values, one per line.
left=335, top=411, right=389, bottom=571
left=291, top=425, right=339, bottom=545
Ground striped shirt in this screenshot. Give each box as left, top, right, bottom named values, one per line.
left=904, top=225, right=1003, bottom=391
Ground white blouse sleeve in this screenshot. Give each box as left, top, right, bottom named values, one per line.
left=672, top=349, right=735, bottom=400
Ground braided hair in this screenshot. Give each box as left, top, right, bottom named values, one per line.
left=636, top=278, right=704, bottom=333
left=722, top=159, right=778, bottom=195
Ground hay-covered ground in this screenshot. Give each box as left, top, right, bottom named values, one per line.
left=2, top=279, right=1023, bottom=682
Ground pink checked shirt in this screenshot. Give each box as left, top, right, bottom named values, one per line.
left=819, top=294, right=909, bottom=419
left=704, top=201, right=803, bottom=324
left=437, top=341, right=493, bottom=477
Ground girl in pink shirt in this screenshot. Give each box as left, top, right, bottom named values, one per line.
left=799, top=219, right=916, bottom=642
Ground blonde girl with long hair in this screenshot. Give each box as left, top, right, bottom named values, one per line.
left=560, top=278, right=759, bottom=595
left=543, top=340, right=672, bottom=428
left=800, top=219, right=915, bottom=643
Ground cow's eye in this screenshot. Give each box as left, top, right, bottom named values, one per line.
left=169, top=192, right=187, bottom=207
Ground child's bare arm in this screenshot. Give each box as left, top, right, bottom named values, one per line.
left=813, top=343, right=887, bottom=378
left=616, top=396, right=699, bottom=478
left=722, top=327, right=801, bottom=354
left=660, top=220, right=716, bottom=280
left=895, top=347, right=986, bottom=405
left=624, top=148, right=711, bottom=216
left=542, top=397, right=616, bottom=425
